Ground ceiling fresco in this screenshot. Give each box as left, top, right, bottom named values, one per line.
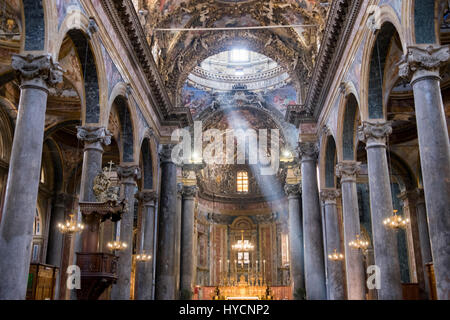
left=138, top=0, right=332, bottom=99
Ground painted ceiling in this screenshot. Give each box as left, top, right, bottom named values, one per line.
left=138, top=0, right=332, bottom=100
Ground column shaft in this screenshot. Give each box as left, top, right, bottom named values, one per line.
left=0, top=54, right=62, bottom=299
left=135, top=192, right=156, bottom=300
left=336, top=162, right=366, bottom=300
left=299, top=142, right=327, bottom=300
left=180, top=185, right=197, bottom=298
left=358, top=121, right=402, bottom=300
left=155, top=145, right=178, bottom=300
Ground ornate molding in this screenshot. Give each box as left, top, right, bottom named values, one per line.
left=254, top=212, right=278, bottom=224
left=320, top=188, right=341, bottom=204
left=182, top=185, right=198, bottom=198
left=357, top=121, right=392, bottom=147
left=335, top=161, right=361, bottom=182
left=77, top=126, right=112, bottom=146
left=284, top=183, right=301, bottom=197
left=117, top=165, right=141, bottom=182
left=297, top=142, right=319, bottom=162
left=399, top=45, right=450, bottom=84
left=11, top=54, right=63, bottom=89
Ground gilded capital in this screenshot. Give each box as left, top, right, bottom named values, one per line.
left=284, top=183, right=301, bottom=197
left=320, top=188, right=341, bottom=204
left=399, top=45, right=450, bottom=83
left=357, top=121, right=392, bottom=147
left=77, top=126, right=112, bottom=146
left=298, top=142, right=319, bottom=162
left=12, top=54, right=63, bottom=89
left=335, top=161, right=361, bottom=182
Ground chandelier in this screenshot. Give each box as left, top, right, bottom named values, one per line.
left=107, top=240, right=128, bottom=251
left=383, top=210, right=410, bottom=229
left=232, top=230, right=254, bottom=251
left=134, top=252, right=152, bottom=262
left=349, top=234, right=369, bottom=251
left=328, top=249, right=344, bottom=261
left=57, top=214, right=85, bottom=234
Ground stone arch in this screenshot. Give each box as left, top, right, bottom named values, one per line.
left=21, top=0, right=46, bottom=52
left=323, top=135, right=337, bottom=189
left=339, top=93, right=360, bottom=162
left=364, top=22, right=404, bottom=120
left=55, top=14, right=106, bottom=125
left=41, top=138, right=64, bottom=194
left=139, top=136, right=155, bottom=190
left=108, top=93, right=138, bottom=164
left=414, top=0, right=439, bottom=44
left=0, top=101, right=13, bottom=163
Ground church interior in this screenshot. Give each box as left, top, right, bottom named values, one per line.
left=0, top=0, right=449, bottom=301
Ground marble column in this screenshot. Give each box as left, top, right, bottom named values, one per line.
left=399, top=45, right=450, bottom=299
left=46, top=193, right=69, bottom=299
left=398, top=190, right=427, bottom=299
left=77, top=126, right=111, bottom=253
left=155, top=144, right=178, bottom=300
left=111, top=165, right=140, bottom=300
left=0, top=54, right=62, bottom=299
left=180, top=185, right=198, bottom=298
left=175, top=182, right=182, bottom=297
left=284, top=183, right=305, bottom=299
left=415, top=188, right=433, bottom=298
left=358, top=121, right=402, bottom=300
left=335, top=161, right=366, bottom=300
left=298, top=142, right=327, bottom=300
left=320, top=188, right=346, bottom=300
left=135, top=191, right=157, bottom=300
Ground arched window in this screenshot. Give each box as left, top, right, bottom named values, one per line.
left=31, top=208, right=42, bottom=262
left=237, top=171, right=248, bottom=193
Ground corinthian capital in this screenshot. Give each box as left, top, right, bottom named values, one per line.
left=117, top=165, right=141, bottom=182
left=335, top=161, right=361, bottom=182
left=297, top=142, right=319, bottom=162
left=135, top=190, right=157, bottom=205
left=77, top=126, right=112, bottom=146
left=284, top=183, right=301, bottom=197
left=320, top=188, right=341, bottom=204
left=182, top=185, right=198, bottom=198
left=399, top=45, right=450, bottom=83
left=12, top=54, right=63, bottom=89
left=159, top=144, right=174, bottom=163
left=357, top=121, right=392, bottom=147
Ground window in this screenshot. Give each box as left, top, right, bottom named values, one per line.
left=237, top=171, right=248, bottom=192
left=40, top=167, right=45, bottom=184
left=238, top=251, right=250, bottom=265
left=281, top=234, right=290, bottom=266
left=230, top=49, right=249, bottom=62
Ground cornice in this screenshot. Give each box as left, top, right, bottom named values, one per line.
left=100, top=0, right=192, bottom=127
left=288, top=0, right=362, bottom=126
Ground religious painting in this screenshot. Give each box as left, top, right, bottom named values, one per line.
left=379, top=0, right=402, bottom=20
left=263, top=84, right=297, bottom=116
left=101, top=43, right=123, bottom=95
left=181, top=83, right=214, bottom=117
left=56, top=0, right=84, bottom=28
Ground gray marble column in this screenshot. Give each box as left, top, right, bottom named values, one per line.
left=399, top=45, right=450, bottom=299
left=175, top=182, right=182, bottom=297
left=135, top=191, right=157, bottom=300
left=336, top=161, right=366, bottom=300
left=358, top=121, right=402, bottom=300
left=0, top=54, right=62, bottom=299
left=284, top=183, right=305, bottom=299
left=298, top=142, right=327, bottom=300
left=180, top=185, right=198, bottom=298
left=155, top=144, right=178, bottom=300
left=111, top=165, right=140, bottom=300
left=398, top=190, right=427, bottom=299
left=320, top=188, right=346, bottom=300
left=76, top=126, right=111, bottom=253
left=46, top=193, right=69, bottom=299
left=415, top=188, right=433, bottom=298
